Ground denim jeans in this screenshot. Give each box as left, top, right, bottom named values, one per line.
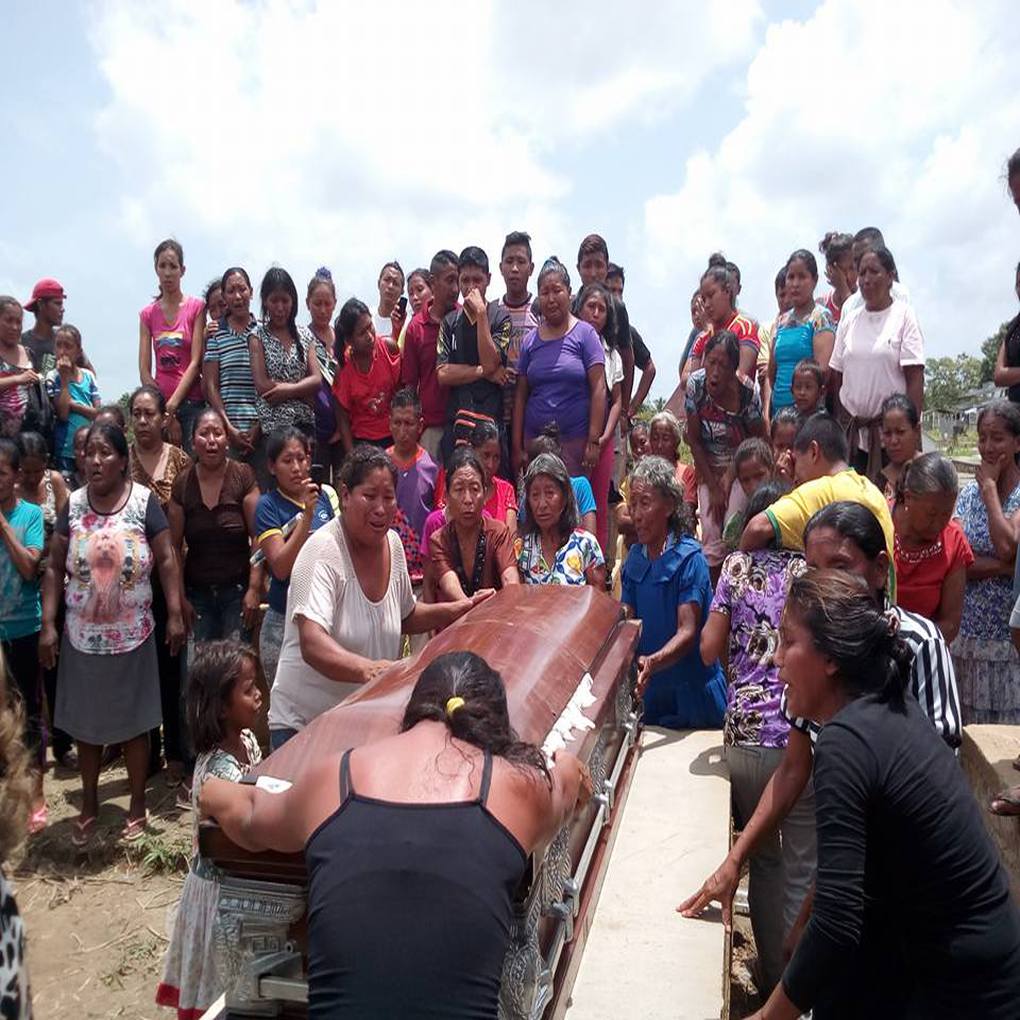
left=187, top=583, right=250, bottom=644
left=269, top=727, right=299, bottom=751
left=176, top=399, right=206, bottom=455
left=259, top=607, right=286, bottom=688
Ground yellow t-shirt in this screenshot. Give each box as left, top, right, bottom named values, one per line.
left=764, top=468, right=896, bottom=599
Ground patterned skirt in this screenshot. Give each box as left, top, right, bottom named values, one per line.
left=951, top=634, right=1020, bottom=725
left=155, top=866, right=222, bottom=1020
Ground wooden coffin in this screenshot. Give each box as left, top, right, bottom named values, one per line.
left=201, top=585, right=642, bottom=1019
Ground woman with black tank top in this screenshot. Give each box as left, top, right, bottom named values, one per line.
left=201, top=650, right=590, bottom=1018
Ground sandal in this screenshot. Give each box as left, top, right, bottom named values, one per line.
left=989, top=785, right=1020, bottom=816
left=120, top=812, right=149, bottom=843
left=71, top=816, right=97, bottom=848
left=27, top=804, right=48, bottom=835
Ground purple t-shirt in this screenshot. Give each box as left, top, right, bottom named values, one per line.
left=389, top=446, right=438, bottom=548
left=711, top=549, right=807, bottom=749
left=518, top=320, right=605, bottom=440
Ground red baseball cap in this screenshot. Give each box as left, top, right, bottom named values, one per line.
left=25, top=278, right=66, bottom=313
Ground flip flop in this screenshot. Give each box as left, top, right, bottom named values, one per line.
left=989, top=786, right=1020, bottom=817
left=71, top=816, right=97, bottom=848
left=27, top=804, right=48, bottom=835
left=120, top=812, right=149, bottom=843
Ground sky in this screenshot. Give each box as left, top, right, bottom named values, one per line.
left=1, top=0, right=1019, bottom=403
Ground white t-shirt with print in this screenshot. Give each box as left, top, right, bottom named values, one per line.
left=269, top=518, right=415, bottom=732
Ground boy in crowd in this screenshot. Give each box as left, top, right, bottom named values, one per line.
left=575, top=234, right=635, bottom=415
left=436, top=247, right=512, bottom=468
left=401, top=250, right=460, bottom=461
left=497, top=232, right=537, bottom=437
left=387, top=388, right=438, bottom=587
left=790, top=359, right=825, bottom=415
left=605, top=262, right=657, bottom=420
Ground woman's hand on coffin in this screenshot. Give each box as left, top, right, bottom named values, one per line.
left=551, top=751, right=592, bottom=811
left=358, top=659, right=392, bottom=685
left=676, top=854, right=739, bottom=932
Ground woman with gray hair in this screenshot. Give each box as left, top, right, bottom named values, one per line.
left=621, top=455, right=725, bottom=728
left=516, top=452, right=605, bottom=586
left=893, top=451, right=973, bottom=642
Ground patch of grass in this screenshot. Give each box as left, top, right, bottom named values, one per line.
left=129, top=828, right=191, bottom=876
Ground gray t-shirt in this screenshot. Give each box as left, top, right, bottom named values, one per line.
left=21, top=329, right=55, bottom=375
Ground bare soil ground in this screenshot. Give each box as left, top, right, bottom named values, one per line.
left=13, top=761, right=192, bottom=1019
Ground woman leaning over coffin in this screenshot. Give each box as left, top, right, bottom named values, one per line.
left=202, top=649, right=591, bottom=1018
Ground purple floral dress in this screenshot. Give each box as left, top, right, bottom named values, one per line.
left=711, top=549, right=806, bottom=747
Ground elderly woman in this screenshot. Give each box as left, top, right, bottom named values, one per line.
left=894, top=453, right=972, bottom=643
left=516, top=453, right=605, bottom=587
left=39, top=422, right=184, bottom=845
left=769, top=250, right=835, bottom=413
left=512, top=258, right=606, bottom=478
left=954, top=400, right=1020, bottom=724
left=744, top=570, right=1020, bottom=1020
left=685, top=330, right=766, bottom=570
left=829, top=246, right=925, bottom=477
left=202, top=650, right=589, bottom=1018
left=623, top=455, right=725, bottom=729
left=169, top=408, right=262, bottom=646
left=129, top=385, right=192, bottom=781
left=430, top=447, right=519, bottom=601
left=267, top=447, right=487, bottom=749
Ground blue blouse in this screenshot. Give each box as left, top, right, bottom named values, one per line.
left=621, top=533, right=726, bottom=729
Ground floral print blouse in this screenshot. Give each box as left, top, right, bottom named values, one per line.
left=516, top=528, right=604, bottom=585
left=711, top=549, right=807, bottom=747
left=955, top=479, right=1020, bottom=643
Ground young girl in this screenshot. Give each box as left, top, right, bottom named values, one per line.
left=157, top=641, right=263, bottom=1020
left=255, top=427, right=338, bottom=685
left=249, top=268, right=320, bottom=456
left=790, top=358, right=825, bottom=415
left=878, top=392, right=922, bottom=497
left=45, top=325, right=101, bottom=473
left=139, top=240, right=207, bottom=452
left=769, top=406, right=803, bottom=484
left=576, top=281, right=623, bottom=553
left=722, top=438, right=775, bottom=550
left=0, top=297, right=37, bottom=439
left=333, top=297, right=401, bottom=450
left=647, top=410, right=698, bottom=525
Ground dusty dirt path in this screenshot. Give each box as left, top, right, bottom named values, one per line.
left=14, top=762, right=192, bottom=1019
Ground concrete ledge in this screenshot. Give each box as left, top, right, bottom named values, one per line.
left=565, top=728, right=730, bottom=1020
left=961, top=724, right=1020, bottom=903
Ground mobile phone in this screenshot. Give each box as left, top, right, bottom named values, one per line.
left=311, top=464, right=325, bottom=486
left=397, top=295, right=408, bottom=316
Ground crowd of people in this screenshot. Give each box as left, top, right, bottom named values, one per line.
left=0, top=149, right=1018, bottom=1018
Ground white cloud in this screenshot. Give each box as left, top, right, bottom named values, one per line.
left=87, top=0, right=763, bottom=301
left=641, top=0, right=1020, bottom=369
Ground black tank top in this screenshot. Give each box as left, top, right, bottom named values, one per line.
left=304, top=748, right=528, bottom=1019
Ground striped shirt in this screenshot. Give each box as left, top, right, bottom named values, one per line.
left=782, top=606, right=961, bottom=749
left=204, top=318, right=259, bottom=432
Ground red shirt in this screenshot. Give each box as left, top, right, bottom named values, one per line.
left=333, top=338, right=401, bottom=440
left=400, top=302, right=449, bottom=428
left=691, top=312, right=760, bottom=360
left=894, top=518, right=974, bottom=620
